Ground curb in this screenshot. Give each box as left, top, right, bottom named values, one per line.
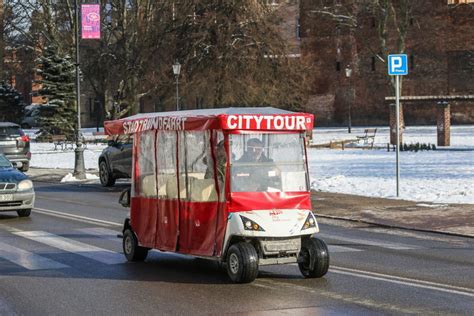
left=316, top=214, right=474, bottom=239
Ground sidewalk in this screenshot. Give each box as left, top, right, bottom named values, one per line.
left=312, top=191, right=474, bottom=238
left=27, top=168, right=473, bottom=238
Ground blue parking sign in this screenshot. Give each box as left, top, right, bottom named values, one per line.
left=388, top=54, right=408, bottom=75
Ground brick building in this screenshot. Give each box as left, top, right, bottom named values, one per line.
left=299, top=0, right=474, bottom=126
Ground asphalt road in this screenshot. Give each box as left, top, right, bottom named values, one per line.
left=0, top=181, right=473, bottom=315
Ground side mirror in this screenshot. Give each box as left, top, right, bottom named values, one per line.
left=119, top=188, right=130, bottom=207
left=107, top=139, right=116, bottom=147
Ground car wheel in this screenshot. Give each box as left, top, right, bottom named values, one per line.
left=123, top=229, right=148, bottom=262
left=19, top=162, right=29, bottom=172
left=298, top=237, right=329, bottom=278
left=99, top=160, right=115, bottom=187
left=17, top=209, right=31, bottom=217
left=226, top=242, right=259, bottom=283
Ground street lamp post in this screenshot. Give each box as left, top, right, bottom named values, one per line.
left=345, top=65, right=353, bottom=134
left=172, top=61, right=181, bottom=111
left=73, top=0, right=86, bottom=179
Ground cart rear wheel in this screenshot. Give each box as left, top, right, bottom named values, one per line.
left=123, top=229, right=148, bottom=262
left=298, top=237, right=329, bottom=278
left=226, top=242, right=258, bottom=283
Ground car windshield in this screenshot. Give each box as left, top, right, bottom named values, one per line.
left=0, top=155, right=13, bottom=168
left=230, top=133, right=309, bottom=192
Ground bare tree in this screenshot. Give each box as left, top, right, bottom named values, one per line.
left=168, top=0, right=310, bottom=109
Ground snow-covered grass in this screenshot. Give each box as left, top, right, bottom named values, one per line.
left=27, top=125, right=473, bottom=204
left=29, top=142, right=106, bottom=170
left=309, top=125, right=474, bottom=204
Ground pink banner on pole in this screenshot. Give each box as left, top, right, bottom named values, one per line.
left=81, top=4, right=101, bottom=39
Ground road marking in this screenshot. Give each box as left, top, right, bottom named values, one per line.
left=13, top=231, right=125, bottom=265
left=331, top=265, right=474, bottom=298
left=75, top=227, right=122, bottom=243
left=33, top=207, right=122, bottom=227
left=328, top=245, right=363, bottom=253
left=319, top=233, right=422, bottom=250
left=0, top=241, right=69, bottom=270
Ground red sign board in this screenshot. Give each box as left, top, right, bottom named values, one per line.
left=81, top=4, right=101, bottom=39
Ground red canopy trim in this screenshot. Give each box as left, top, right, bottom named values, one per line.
left=104, top=113, right=314, bottom=135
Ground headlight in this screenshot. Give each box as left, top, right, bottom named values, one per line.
left=301, top=212, right=317, bottom=230
left=18, top=180, right=33, bottom=191
left=240, top=215, right=265, bottom=232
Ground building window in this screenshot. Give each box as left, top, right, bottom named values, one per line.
left=336, top=61, right=341, bottom=71
left=371, top=57, right=376, bottom=71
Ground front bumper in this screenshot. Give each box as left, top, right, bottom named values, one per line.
left=4, top=153, right=30, bottom=167
left=0, top=191, right=35, bottom=211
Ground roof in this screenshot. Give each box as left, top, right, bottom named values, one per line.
left=122, top=107, right=295, bottom=120
left=104, top=107, right=314, bottom=135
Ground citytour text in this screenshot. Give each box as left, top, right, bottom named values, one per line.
left=225, top=115, right=309, bottom=130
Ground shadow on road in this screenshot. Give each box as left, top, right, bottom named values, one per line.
left=33, top=182, right=130, bottom=193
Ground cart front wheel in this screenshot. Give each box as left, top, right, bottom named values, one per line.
left=226, top=242, right=258, bottom=283
left=298, top=237, right=329, bottom=278
left=123, top=229, right=148, bottom=262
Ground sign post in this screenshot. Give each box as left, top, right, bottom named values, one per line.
left=388, top=54, right=408, bottom=197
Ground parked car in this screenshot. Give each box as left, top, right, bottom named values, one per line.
left=98, top=134, right=132, bottom=186
left=20, top=104, right=56, bottom=129
left=0, top=154, right=35, bottom=217
left=0, top=122, right=31, bottom=172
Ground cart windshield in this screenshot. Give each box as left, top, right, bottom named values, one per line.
left=230, top=133, right=308, bottom=192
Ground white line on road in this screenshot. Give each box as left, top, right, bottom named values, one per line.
left=75, top=227, right=122, bottom=243
left=328, top=245, right=363, bottom=253
left=319, top=233, right=422, bottom=250
left=33, top=207, right=122, bottom=227
left=13, top=231, right=125, bottom=265
left=0, top=241, right=69, bottom=270
left=331, top=265, right=474, bottom=298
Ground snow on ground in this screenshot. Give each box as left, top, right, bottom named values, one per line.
left=29, top=142, right=106, bottom=170
left=61, top=173, right=100, bottom=183
left=27, top=125, right=473, bottom=204
left=309, top=125, right=474, bottom=204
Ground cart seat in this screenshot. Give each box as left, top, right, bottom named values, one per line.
left=190, top=178, right=217, bottom=202
left=141, top=174, right=156, bottom=197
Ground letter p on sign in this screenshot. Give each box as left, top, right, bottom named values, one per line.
left=388, top=54, right=408, bottom=76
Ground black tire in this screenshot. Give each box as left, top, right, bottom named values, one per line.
left=298, top=237, right=330, bottom=278
left=123, top=229, right=148, bottom=262
left=19, top=162, right=29, bottom=172
left=99, top=160, right=115, bottom=187
left=17, top=209, right=31, bottom=217
left=226, top=242, right=259, bottom=283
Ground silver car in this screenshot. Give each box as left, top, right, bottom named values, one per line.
left=0, top=154, right=35, bottom=217
left=0, top=122, right=31, bottom=172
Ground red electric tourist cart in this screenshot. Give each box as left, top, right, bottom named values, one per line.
left=104, top=107, right=329, bottom=283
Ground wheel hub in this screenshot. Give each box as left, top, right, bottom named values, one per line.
left=229, top=253, right=239, bottom=274
left=100, top=164, right=107, bottom=182
left=124, top=235, right=132, bottom=254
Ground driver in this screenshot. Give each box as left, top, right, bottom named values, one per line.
left=237, top=138, right=272, bottom=163
left=234, top=138, right=280, bottom=191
